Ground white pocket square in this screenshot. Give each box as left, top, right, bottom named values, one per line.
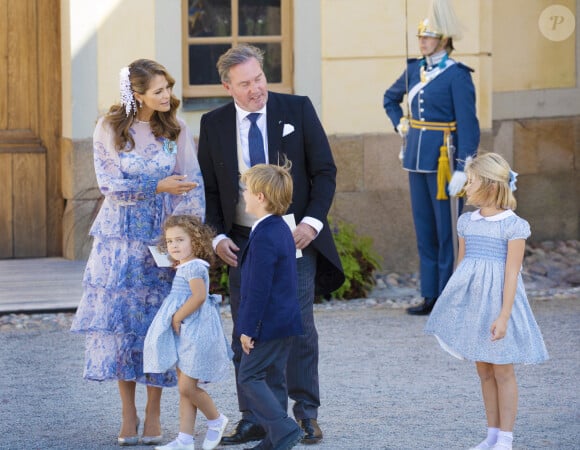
left=282, top=123, right=295, bottom=137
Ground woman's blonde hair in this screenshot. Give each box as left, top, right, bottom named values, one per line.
left=106, top=59, right=181, bottom=152
left=241, top=159, right=293, bottom=215
left=158, top=215, right=216, bottom=265
left=465, top=152, right=517, bottom=210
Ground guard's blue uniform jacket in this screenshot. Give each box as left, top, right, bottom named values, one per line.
left=382, top=56, right=480, bottom=299
left=383, top=58, right=479, bottom=172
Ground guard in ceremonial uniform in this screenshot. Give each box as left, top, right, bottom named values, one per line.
left=383, top=0, right=480, bottom=315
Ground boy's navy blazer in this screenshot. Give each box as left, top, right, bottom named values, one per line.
left=237, top=215, right=303, bottom=341
left=198, top=91, right=345, bottom=295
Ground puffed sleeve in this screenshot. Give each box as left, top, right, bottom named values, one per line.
left=506, top=216, right=531, bottom=241
left=457, top=212, right=470, bottom=238
left=181, top=259, right=208, bottom=282
left=93, top=117, right=158, bottom=204
left=169, top=118, right=206, bottom=221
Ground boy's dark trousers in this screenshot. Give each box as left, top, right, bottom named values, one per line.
left=238, top=336, right=301, bottom=448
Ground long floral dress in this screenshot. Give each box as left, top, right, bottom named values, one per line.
left=71, top=117, right=205, bottom=386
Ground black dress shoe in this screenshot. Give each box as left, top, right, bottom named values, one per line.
left=407, top=297, right=437, bottom=315
left=221, top=419, right=266, bottom=445
left=274, top=428, right=303, bottom=450
left=243, top=440, right=269, bottom=450
left=298, top=418, right=323, bottom=444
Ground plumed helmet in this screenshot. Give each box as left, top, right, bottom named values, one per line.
left=417, top=0, right=463, bottom=40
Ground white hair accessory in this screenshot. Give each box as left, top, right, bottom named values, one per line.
left=508, top=170, right=518, bottom=192
left=119, top=66, right=136, bottom=116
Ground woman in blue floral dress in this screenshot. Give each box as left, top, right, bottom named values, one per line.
left=71, top=59, right=205, bottom=445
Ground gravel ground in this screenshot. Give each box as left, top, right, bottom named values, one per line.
left=0, top=294, right=578, bottom=450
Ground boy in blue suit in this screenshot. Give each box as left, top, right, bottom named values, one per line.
left=237, top=161, right=304, bottom=450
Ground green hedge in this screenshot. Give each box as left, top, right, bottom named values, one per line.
left=209, top=217, right=382, bottom=301
left=328, top=217, right=382, bottom=299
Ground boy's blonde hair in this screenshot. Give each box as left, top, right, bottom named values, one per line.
left=241, top=160, right=293, bottom=215
left=465, top=152, right=517, bottom=210
left=158, top=215, right=216, bottom=265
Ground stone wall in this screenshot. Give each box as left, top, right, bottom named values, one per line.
left=330, top=117, right=579, bottom=273
left=61, top=117, right=580, bottom=268
left=494, top=117, right=580, bottom=242
left=61, top=138, right=100, bottom=260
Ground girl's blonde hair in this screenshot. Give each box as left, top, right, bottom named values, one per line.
left=241, top=159, right=293, bottom=215
left=158, top=215, right=216, bottom=265
left=465, top=152, right=517, bottom=210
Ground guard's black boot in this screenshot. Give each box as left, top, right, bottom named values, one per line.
left=407, top=297, right=437, bottom=315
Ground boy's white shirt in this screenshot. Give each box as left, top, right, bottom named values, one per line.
left=251, top=213, right=272, bottom=232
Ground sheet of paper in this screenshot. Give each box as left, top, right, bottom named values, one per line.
left=282, top=213, right=303, bottom=258
left=148, top=246, right=172, bottom=267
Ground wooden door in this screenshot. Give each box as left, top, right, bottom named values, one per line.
left=0, top=0, right=62, bottom=258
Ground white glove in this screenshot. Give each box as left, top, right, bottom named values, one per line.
left=396, top=118, right=410, bottom=138
left=448, top=171, right=467, bottom=196
left=396, top=123, right=405, bottom=138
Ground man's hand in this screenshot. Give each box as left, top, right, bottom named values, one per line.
left=216, top=238, right=239, bottom=267
left=448, top=171, right=467, bottom=196
left=293, top=223, right=316, bottom=250
left=240, top=334, right=254, bottom=354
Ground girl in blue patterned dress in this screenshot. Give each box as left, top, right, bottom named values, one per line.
left=144, top=215, right=231, bottom=450
left=424, top=153, right=548, bottom=450
left=70, top=59, right=205, bottom=445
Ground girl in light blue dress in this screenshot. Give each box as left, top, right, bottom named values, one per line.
left=424, top=153, right=548, bottom=450
left=144, top=215, right=232, bottom=450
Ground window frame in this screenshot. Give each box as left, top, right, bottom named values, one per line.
left=181, top=0, right=293, bottom=98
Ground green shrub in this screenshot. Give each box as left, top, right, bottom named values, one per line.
left=209, top=262, right=229, bottom=297
left=329, top=217, right=382, bottom=300
left=209, top=217, right=382, bottom=301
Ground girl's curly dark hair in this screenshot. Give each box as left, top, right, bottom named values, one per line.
left=158, top=215, right=216, bottom=265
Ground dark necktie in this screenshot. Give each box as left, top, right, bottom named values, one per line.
left=247, top=112, right=265, bottom=166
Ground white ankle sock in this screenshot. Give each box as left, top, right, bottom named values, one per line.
left=494, top=430, right=513, bottom=449
left=471, top=427, right=499, bottom=449
left=205, top=414, right=225, bottom=441
left=177, top=432, right=194, bottom=445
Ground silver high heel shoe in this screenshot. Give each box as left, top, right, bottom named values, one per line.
left=142, top=434, right=164, bottom=445
left=118, top=417, right=140, bottom=446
